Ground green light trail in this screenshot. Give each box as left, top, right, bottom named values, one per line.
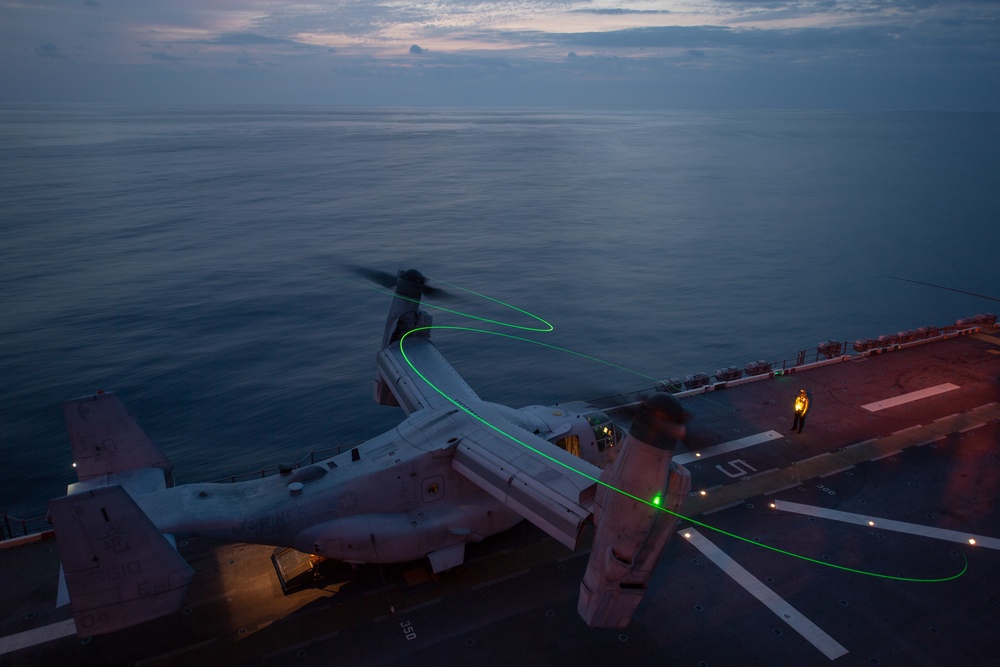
left=390, top=285, right=969, bottom=584
left=406, top=325, right=663, bottom=383
left=296, top=261, right=552, bottom=332
left=297, top=262, right=971, bottom=583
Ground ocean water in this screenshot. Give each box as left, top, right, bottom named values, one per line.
left=2, top=106, right=998, bottom=521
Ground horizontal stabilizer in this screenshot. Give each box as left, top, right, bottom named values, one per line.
left=48, top=485, right=194, bottom=636
left=63, top=392, right=172, bottom=482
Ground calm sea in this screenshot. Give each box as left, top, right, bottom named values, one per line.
left=2, top=106, right=998, bottom=520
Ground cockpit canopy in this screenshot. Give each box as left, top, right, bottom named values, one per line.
left=552, top=410, right=623, bottom=464
left=514, top=403, right=625, bottom=468
left=585, top=412, right=623, bottom=452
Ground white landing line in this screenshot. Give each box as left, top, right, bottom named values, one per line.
left=861, top=383, right=959, bottom=412
left=0, top=619, right=77, bottom=656
left=772, top=500, right=1000, bottom=549
left=675, top=430, right=783, bottom=465
left=471, top=569, right=530, bottom=591
left=682, top=528, right=848, bottom=661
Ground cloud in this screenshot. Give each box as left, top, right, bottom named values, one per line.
left=211, top=33, right=296, bottom=46
left=570, top=9, right=672, bottom=15
left=3, top=0, right=1000, bottom=108
left=34, top=43, right=66, bottom=59
left=496, top=24, right=862, bottom=51
left=252, top=2, right=423, bottom=39
left=151, top=51, right=186, bottom=62
left=475, top=16, right=1000, bottom=68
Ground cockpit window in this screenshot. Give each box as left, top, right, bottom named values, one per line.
left=586, top=412, right=623, bottom=452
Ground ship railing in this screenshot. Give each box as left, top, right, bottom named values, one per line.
left=588, top=340, right=852, bottom=408
left=0, top=511, right=50, bottom=541
left=588, top=320, right=992, bottom=407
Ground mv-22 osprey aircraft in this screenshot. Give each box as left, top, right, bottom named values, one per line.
left=49, top=269, right=691, bottom=636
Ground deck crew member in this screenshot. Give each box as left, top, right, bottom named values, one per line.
left=792, top=389, right=810, bottom=433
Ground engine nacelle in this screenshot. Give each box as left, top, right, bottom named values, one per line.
left=374, top=269, right=434, bottom=407
left=578, top=393, right=691, bottom=628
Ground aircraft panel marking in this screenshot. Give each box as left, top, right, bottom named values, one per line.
left=861, top=383, right=960, bottom=412
left=682, top=528, right=849, bottom=660
left=675, top=431, right=783, bottom=464
left=773, top=500, right=1000, bottom=549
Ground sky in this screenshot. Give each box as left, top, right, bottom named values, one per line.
left=2, top=0, right=999, bottom=108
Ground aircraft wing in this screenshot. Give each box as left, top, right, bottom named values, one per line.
left=378, top=332, right=599, bottom=549
left=376, top=336, right=482, bottom=415
left=450, top=402, right=600, bottom=550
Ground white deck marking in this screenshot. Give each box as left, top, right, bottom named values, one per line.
left=675, top=431, right=783, bottom=464
left=471, top=569, right=531, bottom=591
left=683, top=529, right=849, bottom=660
left=861, top=383, right=959, bottom=412
left=0, top=619, right=76, bottom=656
left=773, top=500, right=1000, bottom=549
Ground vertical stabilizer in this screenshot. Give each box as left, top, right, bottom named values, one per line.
left=48, top=485, right=194, bottom=636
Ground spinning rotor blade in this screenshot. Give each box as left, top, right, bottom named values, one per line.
left=349, top=265, right=454, bottom=300
left=350, top=266, right=398, bottom=289
left=591, top=389, right=649, bottom=417
left=592, top=386, right=694, bottom=424
left=421, top=284, right=450, bottom=299
left=888, top=276, right=1000, bottom=303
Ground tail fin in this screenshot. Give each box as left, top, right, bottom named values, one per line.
left=48, top=485, right=194, bottom=636
left=63, top=392, right=172, bottom=483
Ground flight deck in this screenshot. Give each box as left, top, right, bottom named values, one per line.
left=2, top=325, right=999, bottom=666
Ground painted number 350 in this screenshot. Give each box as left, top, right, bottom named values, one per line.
left=400, top=619, right=416, bottom=641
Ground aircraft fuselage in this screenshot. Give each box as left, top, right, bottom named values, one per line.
left=132, top=407, right=522, bottom=568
